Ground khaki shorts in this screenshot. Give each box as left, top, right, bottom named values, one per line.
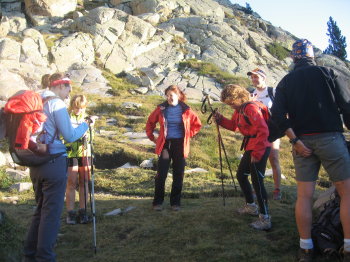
left=293, top=132, right=350, bottom=182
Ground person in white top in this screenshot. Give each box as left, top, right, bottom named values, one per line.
left=247, top=68, right=282, bottom=200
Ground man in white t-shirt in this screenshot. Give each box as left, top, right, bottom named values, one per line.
left=247, top=68, right=282, bottom=200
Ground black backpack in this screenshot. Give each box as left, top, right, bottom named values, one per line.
left=311, top=190, right=343, bottom=258
left=240, top=102, right=284, bottom=143
left=267, top=87, right=275, bottom=102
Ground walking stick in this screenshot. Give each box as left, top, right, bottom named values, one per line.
left=82, top=137, right=88, bottom=222
left=201, top=92, right=238, bottom=205
left=86, top=124, right=97, bottom=254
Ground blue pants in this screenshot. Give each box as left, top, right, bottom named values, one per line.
left=23, top=156, right=67, bottom=262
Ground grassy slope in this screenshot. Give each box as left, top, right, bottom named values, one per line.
left=0, top=74, right=333, bottom=262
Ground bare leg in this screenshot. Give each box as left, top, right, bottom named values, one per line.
left=66, top=165, right=78, bottom=211
left=295, top=181, right=316, bottom=239
left=334, top=178, right=350, bottom=239
left=269, top=140, right=281, bottom=190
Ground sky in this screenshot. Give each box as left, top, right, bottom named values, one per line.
left=230, top=0, right=350, bottom=56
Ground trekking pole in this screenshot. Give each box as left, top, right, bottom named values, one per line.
left=82, top=137, right=88, bottom=221
left=201, top=92, right=238, bottom=193
left=87, top=124, right=97, bottom=254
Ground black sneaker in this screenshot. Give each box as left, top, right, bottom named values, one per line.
left=298, top=248, right=313, bottom=262
left=66, top=210, right=77, bottom=225
left=77, top=208, right=90, bottom=224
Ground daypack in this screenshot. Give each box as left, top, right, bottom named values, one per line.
left=311, top=190, right=343, bottom=258
left=267, top=86, right=274, bottom=102
left=3, top=90, right=64, bottom=167
left=240, top=102, right=284, bottom=143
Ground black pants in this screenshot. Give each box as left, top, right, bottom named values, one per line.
left=153, top=138, right=185, bottom=206
left=236, top=148, right=271, bottom=215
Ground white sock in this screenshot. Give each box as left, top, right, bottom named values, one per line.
left=247, top=202, right=256, bottom=206
left=300, top=238, right=313, bottom=250
left=344, top=239, right=350, bottom=252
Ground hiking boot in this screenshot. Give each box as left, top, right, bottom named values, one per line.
left=171, top=205, right=180, bottom=211
left=298, top=248, right=313, bottom=262
left=153, top=205, right=162, bottom=211
left=77, top=208, right=90, bottom=224
left=250, top=214, right=271, bottom=231
left=66, top=210, right=77, bottom=225
left=273, top=188, right=282, bottom=200
left=343, top=251, right=350, bottom=262
left=237, top=203, right=259, bottom=216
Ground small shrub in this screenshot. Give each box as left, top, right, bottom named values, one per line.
left=266, top=42, right=291, bottom=60
left=179, top=59, right=250, bottom=87
left=0, top=168, right=15, bottom=189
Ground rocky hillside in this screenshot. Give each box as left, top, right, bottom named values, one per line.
left=0, top=0, right=349, bottom=102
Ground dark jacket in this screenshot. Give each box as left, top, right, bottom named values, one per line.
left=271, top=58, right=350, bottom=136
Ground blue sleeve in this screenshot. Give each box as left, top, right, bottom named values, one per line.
left=52, top=101, right=89, bottom=143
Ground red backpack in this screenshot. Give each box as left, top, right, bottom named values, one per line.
left=4, top=90, right=63, bottom=166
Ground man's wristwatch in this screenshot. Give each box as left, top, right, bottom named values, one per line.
left=289, top=137, right=300, bottom=145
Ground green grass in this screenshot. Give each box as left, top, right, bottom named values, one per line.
left=266, top=42, right=291, bottom=61
left=179, top=59, right=251, bottom=87
left=0, top=72, right=336, bottom=262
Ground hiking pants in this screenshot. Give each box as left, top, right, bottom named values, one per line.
left=23, top=156, right=68, bottom=262
left=236, top=148, right=271, bottom=215
left=153, top=138, right=185, bottom=206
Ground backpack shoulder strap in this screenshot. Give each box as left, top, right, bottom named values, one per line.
left=42, top=96, right=60, bottom=104
left=267, top=87, right=275, bottom=102
left=239, top=102, right=258, bottom=126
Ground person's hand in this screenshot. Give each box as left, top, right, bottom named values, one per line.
left=293, top=140, right=312, bottom=157
left=251, top=155, right=258, bottom=163
left=85, top=116, right=98, bottom=126
left=213, top=112, right=223, bottom=124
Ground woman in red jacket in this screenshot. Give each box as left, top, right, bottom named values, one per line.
left=146, top=85, right=202, bottom=211
left=216, top=84, right=272, bottom=230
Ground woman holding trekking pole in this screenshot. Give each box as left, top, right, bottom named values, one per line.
left=215, top=84, right=272, bottom=230
left=65, top=94, right=96, bottom=225
left=23, top=73, right=96, bottom=262
left=146, top=85, right=202, bottom=211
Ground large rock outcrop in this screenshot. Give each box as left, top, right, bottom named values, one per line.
left=24, top=0, right=77, bottom=17
left=0, top=0, right=348, bottom=102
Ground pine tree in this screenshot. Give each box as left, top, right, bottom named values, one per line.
left=324, top=16, right=347, bottom=61
left=244, top=3, right=253, bottom=15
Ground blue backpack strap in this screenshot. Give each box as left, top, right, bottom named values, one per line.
left=267, top=87, right=274, bottom=102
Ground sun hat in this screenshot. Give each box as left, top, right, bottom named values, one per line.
left=247, top=68, right=267, bottom=79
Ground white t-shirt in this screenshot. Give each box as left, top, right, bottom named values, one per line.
left=252, top=87, right=275, bottom=109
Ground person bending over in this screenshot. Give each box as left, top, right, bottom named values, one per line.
left=215, top=84, right=272, bottom=230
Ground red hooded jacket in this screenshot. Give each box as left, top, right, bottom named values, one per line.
left=146, top=101, right=202, bottom=158
left=4, top=90, right=46, bottom=149
left=219, top=101, right=271, bottom=161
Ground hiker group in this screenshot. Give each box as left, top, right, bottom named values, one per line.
left=2, top=39, right=350, bottom=262
left=147, top=39, right=350, bottom=262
